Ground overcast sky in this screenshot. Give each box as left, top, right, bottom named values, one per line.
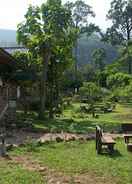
left=0, top=0, right=112, bottom=31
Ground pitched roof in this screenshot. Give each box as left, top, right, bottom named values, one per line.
left=0, top=48, right=15, bottom=65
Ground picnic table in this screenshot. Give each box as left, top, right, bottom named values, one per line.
left=121, top=124, right=132, bottom=152
left=121, top=124, right=132, bottom=143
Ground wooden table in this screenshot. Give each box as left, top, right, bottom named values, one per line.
left=123, top=134, right=132, bottom=144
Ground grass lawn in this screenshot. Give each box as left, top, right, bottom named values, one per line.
left=1, top=102, right=132, bottom=183
left=0, top=159, right=44, bottom=184
left=10, top=139, right=132, bottom=184
left=22, top=102, right=132, bottom=134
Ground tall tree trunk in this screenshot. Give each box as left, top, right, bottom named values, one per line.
left=127, top=28, right=131, bottom=74
left=49, top=84, right=54, bottom=119
left=74, top=40, right=78, bottom=93
left=128, top=55, right=132, bottom=74
left=39, top=51, right=51, bottom=119
left=49, top=61, right=54, bottom=119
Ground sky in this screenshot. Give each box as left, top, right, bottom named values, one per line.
left=0, top=0, right=112, bottom=31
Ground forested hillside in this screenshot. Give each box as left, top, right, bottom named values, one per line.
left=77, top=34, right=118, bottom=66
left=0, top=29, right=118, bottom=65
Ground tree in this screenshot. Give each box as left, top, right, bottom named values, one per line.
left=79, top=82, right=101, bottom=117
left=107, top=72, right=132, bottom=89
left=92, top=48, right=106, bottom=71
left=17, top=0, right=75, bottom=118
left=47, top=51, right=74, bottom=118
left=62, top=66, right=83, bottom=92
left=65, top=0, right=99, bottom=84
left=118, top=41, right=132, bottom=73
left=80, top=64, right=96, bottom=82
left=103, top=0, right=132, bottom=73
left=12, top=51, right=39, bottom=114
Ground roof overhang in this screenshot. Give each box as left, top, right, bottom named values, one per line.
left=0, top=48, right=15, bottom=66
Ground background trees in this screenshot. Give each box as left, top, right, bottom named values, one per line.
left=103, top=0, right=132, bottom=73
left=65, top=0, right=99, bottom=88
left=92, top=48, right=106, bottom=71
left=11, top=0, right=132, bottom=119
left=79, top=82, right=101, bottom=117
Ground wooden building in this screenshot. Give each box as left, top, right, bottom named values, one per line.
left=0, top=48, right=17, bottom=132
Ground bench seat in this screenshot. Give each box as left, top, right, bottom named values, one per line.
left=101, top=135, right=115, bottom=144
left=96, top=126, right=116, bottom=154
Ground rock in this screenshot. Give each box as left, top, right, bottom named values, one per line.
left=6, top=144, right=14, bottom=151
left=85, top=136, right=91, bottom=141
left=78, top=136, right=85, bottom=141
left=44, top=140, right=50, bottom=144
left=55, top=137, right=64, bottom=143
left=69, top=136, right=76, bottom=141
left=38, top=167, right=48, bottom=172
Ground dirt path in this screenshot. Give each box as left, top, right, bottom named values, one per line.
left=9, top=155, right=117, bottom=184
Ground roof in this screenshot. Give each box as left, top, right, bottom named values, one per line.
left=0, top=48, right=16, bottom=80
left=0, top=48, right=15, bottom=65
left=0, top=48, right=37, bottom=82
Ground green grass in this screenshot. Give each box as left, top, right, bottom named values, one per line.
left=2, top=102, right=132, bottom=183
left=21, top=102, right=132, bottom=134
left=0, top=159, right=44, bottom=184
left=11, top=139, right=132, bottom=184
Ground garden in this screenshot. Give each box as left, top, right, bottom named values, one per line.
left=0, top=0, right=132, bottom=184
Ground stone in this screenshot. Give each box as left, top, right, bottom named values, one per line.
left=55, top=137, right=64, bottom=143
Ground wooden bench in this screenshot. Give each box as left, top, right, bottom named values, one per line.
left=96, top=126, right=116, bottom=154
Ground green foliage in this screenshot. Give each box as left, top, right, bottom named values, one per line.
left=17, top=0, right=77, bottom=118
left=25, top=139, right=40, bottom=152
left=12, top=51, right=38, bottom=81
left=65, top=0, right=95, bottom=30
left=107, top=72, right=132, bottom=89
left=113, top=82, right=132, bottom=102
left=79, top=82, right=101, bottom=104
left=92, top=48, right=106, bottom=71
left=103, top=0, right=132, bottom=74
left=103, top=0, right=132, bottom=44
left=80, top=64, right=96, bottom=82
left=79, top=82, right=111, bottom=117
left=105, top=62, right=122, bottom=75
left=117, top=41, right=132, bottom=73
left=13, top=51, right=31, bottom=70
left=62, top=66, right=83, bottom=90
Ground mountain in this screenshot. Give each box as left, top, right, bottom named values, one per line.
left=0, top=29, right=118, bottom=65
left=77, top=34, right=118, bottom=66
left=0, top=29, right=17, bottom=47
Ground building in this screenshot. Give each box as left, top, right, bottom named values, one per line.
left=0, top=48, right=17, bottom=132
